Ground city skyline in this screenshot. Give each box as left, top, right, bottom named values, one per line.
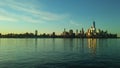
left=0, top=21, right=117, bottom=38
left=0, top=0, right=120, bottom=37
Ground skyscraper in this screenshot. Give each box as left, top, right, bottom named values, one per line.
left=82, top=28, right=84, bottom=34
left=92, top=21, right=96, bottom=34
left=93, top=21, right=96, bottom=28
left=64, top=28, right=66, bottom=32
left=35, top=30, right=38, bottom=36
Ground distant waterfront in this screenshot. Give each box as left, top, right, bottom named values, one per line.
left=0, top=21, right=117, bottom=38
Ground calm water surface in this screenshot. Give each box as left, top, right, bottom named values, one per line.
left=0, top=38, right=120, bottom=68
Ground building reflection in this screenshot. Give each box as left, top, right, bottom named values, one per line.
left=74, top=38, right=85, bottom=54
left=80, top=39, right=84, bottom=53
left=25, top=39, right=28, bottom=46
left=52, top=38, right=55, bottom=51
left=43, top=38, right=46, bottom=50
left=0, top=38, right=1, bottom=48
left=35, top=38, right=38, bottom=52
left=75, top=39, right=79, bottom=51
left=63, top=38, right=85, bottom=52
left=63, top=38, right=74, bottom=51
left=87, top=39, right=97, bottom=56
left=69, top=39, right=74, bottom=51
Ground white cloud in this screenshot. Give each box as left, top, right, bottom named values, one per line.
left=0, top=15, right=18, bottom=22
left=70, top=20, right=81, bottom=26
left=0, top=0, right=69, bottom=23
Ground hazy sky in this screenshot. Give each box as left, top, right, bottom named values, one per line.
left=0, top=0, right=120, bottom=36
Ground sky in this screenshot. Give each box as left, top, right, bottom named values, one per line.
left=0, top=0, right=120, bottom=36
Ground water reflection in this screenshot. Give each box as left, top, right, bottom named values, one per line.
left=63, top=38, right=74, bottom=52
left=0, top=38, right=119, bottom=68
left=52, top=38, right=55, bottom=51
left=32, top=38, right=108, bottom=55
left=87, top=39, right=97, bottom=56
left=75, top=39, right=79, bottom=51
left=98, top=39, right=108, bottom=48
left=35, top=38, right=37, bottom=51
left=69, top=39, right=74, bottom=51
left=63, top=38, right=85, bottom=52
left=81, top=39, right=84, bottom=53
left=77, top=39, right=84, bottom=53
left=25, top=39, right=28, bottom=46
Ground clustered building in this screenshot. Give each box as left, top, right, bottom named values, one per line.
left=62, top=21, right=117, bottom=38
left=62, top=28, right=85, bottom=38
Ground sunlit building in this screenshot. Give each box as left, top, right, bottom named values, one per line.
left=86, top=21, right=97, bottom=37
left=86, top=21, right=117, bottom=38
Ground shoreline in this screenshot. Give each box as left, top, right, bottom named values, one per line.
left=0, top=37, right=119, bottom=39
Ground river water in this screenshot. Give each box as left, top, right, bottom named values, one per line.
left=0, top=38, right=119, bottom=68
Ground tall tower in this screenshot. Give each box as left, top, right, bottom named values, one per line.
left=93, top=21, right=96, bottom=28
left=64, top=28, right=66, bottom=33
left=82, top=28, right=84, bottom=34
left=92, top=21, right=96, bottom=34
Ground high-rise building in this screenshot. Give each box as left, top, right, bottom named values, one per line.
left=69, top=29, right=73, bottom=35
left=63, top=28, right=66, bottom=36
left=35, top=30, right=38, bottom=36
left=76, top=29, right=78, bottom=36
left=93, top=21, right=96, bottom=28
left=64, top=28, right=66, bottom=32
left=82, top=28, right=84, bottom=34
left=51, top=32, right=55, bottom=37
left=92, top=21, right=96, bottom=34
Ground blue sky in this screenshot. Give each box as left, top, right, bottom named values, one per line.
left=0, top=0, right=120, bottom=36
